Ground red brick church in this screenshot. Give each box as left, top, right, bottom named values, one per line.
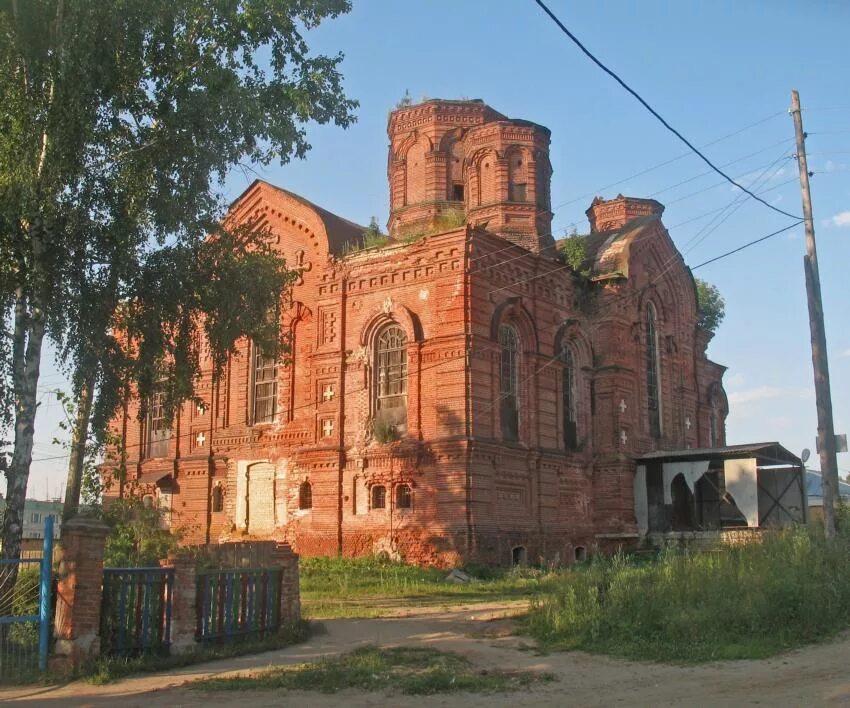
left=109, top=99, right=728, bottom=566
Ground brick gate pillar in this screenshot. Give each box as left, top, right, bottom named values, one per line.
left=272, top=542, right=300, bottom=625
left=162, top=553, right=197, bottom=654
left=51, top=516, right=110, bottom=671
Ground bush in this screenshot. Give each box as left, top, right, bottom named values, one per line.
left=526, top=526, right=850, bottom=662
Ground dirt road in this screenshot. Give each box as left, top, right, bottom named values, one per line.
left=3, top=602, right=849, bottom=706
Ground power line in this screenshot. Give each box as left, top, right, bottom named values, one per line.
left=531, top=0, right=802, bottom=221
left=691, top=221, right=803, bottom=270
left=550, top=113, right=788, bottom=215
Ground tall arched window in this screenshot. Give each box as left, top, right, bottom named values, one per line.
left=499, top=324, right=520, bottom=441
left=646, top=304, right=662, bottom=438
left=375, top=324, right=408, bottom=432
left=561, top=346, right=578, bottom=450
left=252, top=344, right=278, bottom=424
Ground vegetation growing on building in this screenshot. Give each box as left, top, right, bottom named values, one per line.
left=695, top=278, right=726, bottom=334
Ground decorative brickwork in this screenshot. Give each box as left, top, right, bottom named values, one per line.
left=106, top=99, right=727, bottom=567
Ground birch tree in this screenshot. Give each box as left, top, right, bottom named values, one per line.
left=0, top=0, right=357, bottom=560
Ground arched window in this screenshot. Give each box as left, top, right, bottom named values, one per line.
left=147, top=389, right=171, bottom=458
left=561, top=346, right=578, bottom=450
left=646, top=304, right=662, bottom=438
left=511, top=546, right=527, bottom=566
left=252, top=344, right=278, bottom=424
left=371, top=485, right=386, bottom=510
left=375, top=325, right=408, bottom=432
left=396, top=484, right=412, bottom=510
left=499, top=324, right=520, bottom=441
left=299, top=481, right=312, bottom=510
left=211, top=484, right=224, bottom=513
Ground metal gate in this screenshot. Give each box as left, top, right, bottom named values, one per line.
left=100, top=567, right=174, bottom=657
left=0, top=516, right=55, bottom=678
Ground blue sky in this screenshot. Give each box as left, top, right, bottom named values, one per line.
left=20, top=0, right=850, bottom=498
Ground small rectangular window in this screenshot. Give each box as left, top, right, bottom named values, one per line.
left=452, top=183, right=464, bottom=201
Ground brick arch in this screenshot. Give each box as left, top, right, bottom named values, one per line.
left=359, top=304, right=423, bottom=347
left=468, top=148, right=500, bottom=207
left=399, top=133, right=433, bottom=207
left=490, top=296, right=538, bottom=353
left=554, top=319, right=592, bottom=367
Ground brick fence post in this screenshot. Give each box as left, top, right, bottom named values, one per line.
left=271, top=542, right=300, bottom=626
left=51, top=516, right=110, bottom=671
left=162, top=553, right=197, bottom=654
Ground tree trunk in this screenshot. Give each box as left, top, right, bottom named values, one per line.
left=62, top=367, right=95, bottom=522
left=1, top=291, right=46, bottom=566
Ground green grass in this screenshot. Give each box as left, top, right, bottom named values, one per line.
left=80, top=621, right=310, bottom=685
left=300, top=555, right=569, bottom=618
left=192, top=645, right=555, bottom=695
left=525, top=524, right=850, bottom=663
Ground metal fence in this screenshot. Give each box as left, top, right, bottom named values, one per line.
left=196, top=567, right=281, bottom=643
left=0, top=517, right=55, bottom=679
left=100, top=567, right=174, bottom=657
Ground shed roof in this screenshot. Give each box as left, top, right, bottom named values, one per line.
left=638, top=442, right=801, bottom=467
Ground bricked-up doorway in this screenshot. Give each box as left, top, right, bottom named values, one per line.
left=245, top=462, right=275, bottom=535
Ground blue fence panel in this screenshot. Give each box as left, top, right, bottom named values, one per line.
left=100, top=567, right=174, bottom=658
left=196, top=567, right=281, bottom=643
left=0, top=516, right=55, bottom=680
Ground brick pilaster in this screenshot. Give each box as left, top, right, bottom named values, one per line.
left=51, top=516, right=109, bottom=671
left=271, top=542, right=300, bottom=625
left=162, top=553, right=197, bottom=654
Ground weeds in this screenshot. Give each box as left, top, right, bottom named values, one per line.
left=192, top=645, right=555, bottom=694
left=526, top=526, right=850, bottom=662
left=300, top=555, right=565, bottom=618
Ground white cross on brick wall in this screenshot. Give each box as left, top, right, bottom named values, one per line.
left=196, top=432, right=206, bottom=447
left=322, top=384, right=335, bottom=401
left=322, top=419, right=334, bottom=437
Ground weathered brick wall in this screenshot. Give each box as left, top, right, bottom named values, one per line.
left=107, top=100, right=728, bottom=568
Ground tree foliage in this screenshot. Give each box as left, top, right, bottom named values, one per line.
left=695, top=278, right=726, bottom=334
left=100, top=498, right=182, bottom=567
left=0, top=0, right=357, bottom=560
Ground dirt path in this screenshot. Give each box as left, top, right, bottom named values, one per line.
left=3, top=602, right=850, bottom=707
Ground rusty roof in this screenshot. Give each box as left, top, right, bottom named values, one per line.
left=638, top=442, right=802, bottom=466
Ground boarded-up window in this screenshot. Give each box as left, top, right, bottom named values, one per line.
left=252, top=345, right=278, bottom=424
left=499, top=324, right=520, bottom=441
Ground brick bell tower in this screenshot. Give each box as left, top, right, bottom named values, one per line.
left=387, top=98, right=555, bottom=253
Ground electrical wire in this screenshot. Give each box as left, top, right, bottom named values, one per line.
left=691, top=221, right=803, bottom=270
left=531, top=0, right=802, bottom=221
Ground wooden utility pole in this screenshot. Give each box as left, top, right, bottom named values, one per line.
left=790, top=89, right=840, bottom=539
